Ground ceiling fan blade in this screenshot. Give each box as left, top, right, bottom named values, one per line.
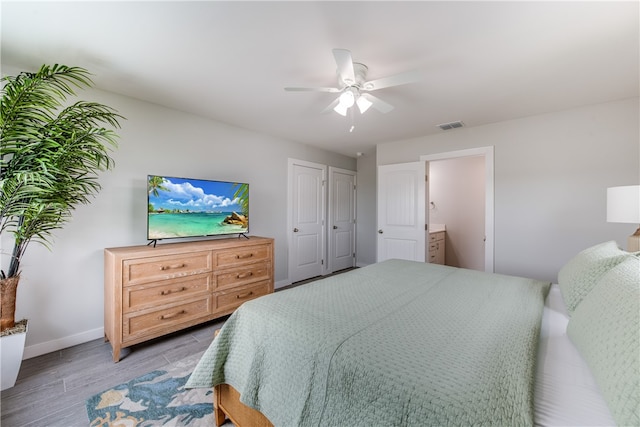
left=321, top=96, right=341, bottom=114
left=284, top=86, right=341, bottom=93
left=332, top=48, right=356, bottom=86
left=362, top=70, right=421, bottom=91
left=361, top=93, right=394, bottom=114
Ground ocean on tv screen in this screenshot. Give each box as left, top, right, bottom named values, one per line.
left=148, top=211, right=247, bottom=239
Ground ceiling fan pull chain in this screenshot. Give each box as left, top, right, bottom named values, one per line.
left=349, top=107, right=356, bottom=133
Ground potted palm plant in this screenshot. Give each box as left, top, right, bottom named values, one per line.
left=0, top=64, right=123, bottom=389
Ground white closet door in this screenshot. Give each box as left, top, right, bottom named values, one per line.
left=289, top=160, right=326, bottom=283
left=329, top=167, right=356, bottom=272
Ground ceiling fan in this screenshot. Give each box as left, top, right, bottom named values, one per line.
left=285, top=49, right=420, bottom=117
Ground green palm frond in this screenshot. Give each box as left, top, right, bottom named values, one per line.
left=0, top=64, right=124, bottom=279
left=232, top=183, right=249, bottom=217
left=148, top=176, right=168, bottom=202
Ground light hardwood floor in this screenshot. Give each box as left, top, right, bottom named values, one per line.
left=0, top=269, right=355, bottom=427
left=0, top=317, right=227, bottom=427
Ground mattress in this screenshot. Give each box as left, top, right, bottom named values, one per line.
left=534, top=284, right=615, bottom=426
left=188, top=259, right=551, bottom=426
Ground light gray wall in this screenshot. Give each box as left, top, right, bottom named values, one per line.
left=5, top=87, right=355, bottom=358
left=375, top=98, right=639, bottom=283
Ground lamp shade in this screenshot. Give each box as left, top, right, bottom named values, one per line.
left=607, top=185, right=640, bottom=223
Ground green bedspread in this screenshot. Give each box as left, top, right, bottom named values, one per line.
left=186, top=259, right=550, bottom=426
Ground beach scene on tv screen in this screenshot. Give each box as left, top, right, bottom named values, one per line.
left=147, top=176, right=248, bottom=239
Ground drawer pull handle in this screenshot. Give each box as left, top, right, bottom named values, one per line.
left=236, top=253, right=254, bottom=259
left=236, top=291, right=254, bottom=299
left=160, top=287, right=187, bottom=296
left=160, top=263, right=186, bottom=271
left=236, top=272, right=253, bottom=279
left=159, top=310, right=186, bottom=320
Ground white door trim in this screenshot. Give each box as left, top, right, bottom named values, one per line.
left=420, top=146, right=494, bottom=272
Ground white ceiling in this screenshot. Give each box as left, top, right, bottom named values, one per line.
left=2, top=1, right=639, bottom=158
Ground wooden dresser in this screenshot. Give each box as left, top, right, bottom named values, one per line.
left=104, top=236, right=274, bottom=362
left=428, top=230, right=446, bottom=265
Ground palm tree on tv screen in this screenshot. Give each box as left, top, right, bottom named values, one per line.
left=148, top=176, right=168, bottom=198
left=233, top=183, right=249, bottom=217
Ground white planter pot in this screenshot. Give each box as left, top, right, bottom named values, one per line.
left=1, top=323, right=27, bottom=391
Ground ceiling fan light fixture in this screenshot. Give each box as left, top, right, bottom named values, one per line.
left=334, top=88, right=356, bottom=116
left=333, top=103, right=349, bottom=116
left=356, top=95, right=372, bottom=114
left=339, top=89, right=355, bottom=108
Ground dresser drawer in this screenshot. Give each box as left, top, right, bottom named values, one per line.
left=123, top=251, right=212, bottom=285
left=123, top=273, right=212, bottom=313
left=123, top=297, right=213, bottom=340
left=430, top=253, right=445, bottom=264
left=429, top=231, right=445, bottom=243
left=214, top=280, right=271, bottom=313
left=214, top=262, right=271, bottom=290
left=214, top=244, right=270, bottom=268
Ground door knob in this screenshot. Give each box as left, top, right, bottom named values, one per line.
left=333, top=225, right=338, bottom=229
left=378, top=229, right=383, bottom=234
left=293, top=228, right=299, bottom=232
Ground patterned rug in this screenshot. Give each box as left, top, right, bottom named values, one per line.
left=85, top=351, right=227, bottom=426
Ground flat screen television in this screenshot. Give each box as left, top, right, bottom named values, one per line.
left=147, top=175, right=249, bottom=241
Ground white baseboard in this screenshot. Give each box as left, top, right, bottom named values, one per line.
left=274, top=279, right=290, bottom=290
left=23, top=327, right=105, bottom=360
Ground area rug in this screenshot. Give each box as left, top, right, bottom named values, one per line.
left=86, top=351, right=226, bottom=427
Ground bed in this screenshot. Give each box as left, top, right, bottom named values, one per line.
left=186, top=241, right=639, bottom=426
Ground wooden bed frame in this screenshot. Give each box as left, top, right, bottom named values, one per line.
left=211, top=329, right=273, bottom=427
left=214, top=383, right=273, bottom=427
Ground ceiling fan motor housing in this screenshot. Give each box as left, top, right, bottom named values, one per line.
left=338, top=62, right=369, bottom=89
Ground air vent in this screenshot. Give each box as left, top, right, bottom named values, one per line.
left=437, top=121, right=464, bottom=131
